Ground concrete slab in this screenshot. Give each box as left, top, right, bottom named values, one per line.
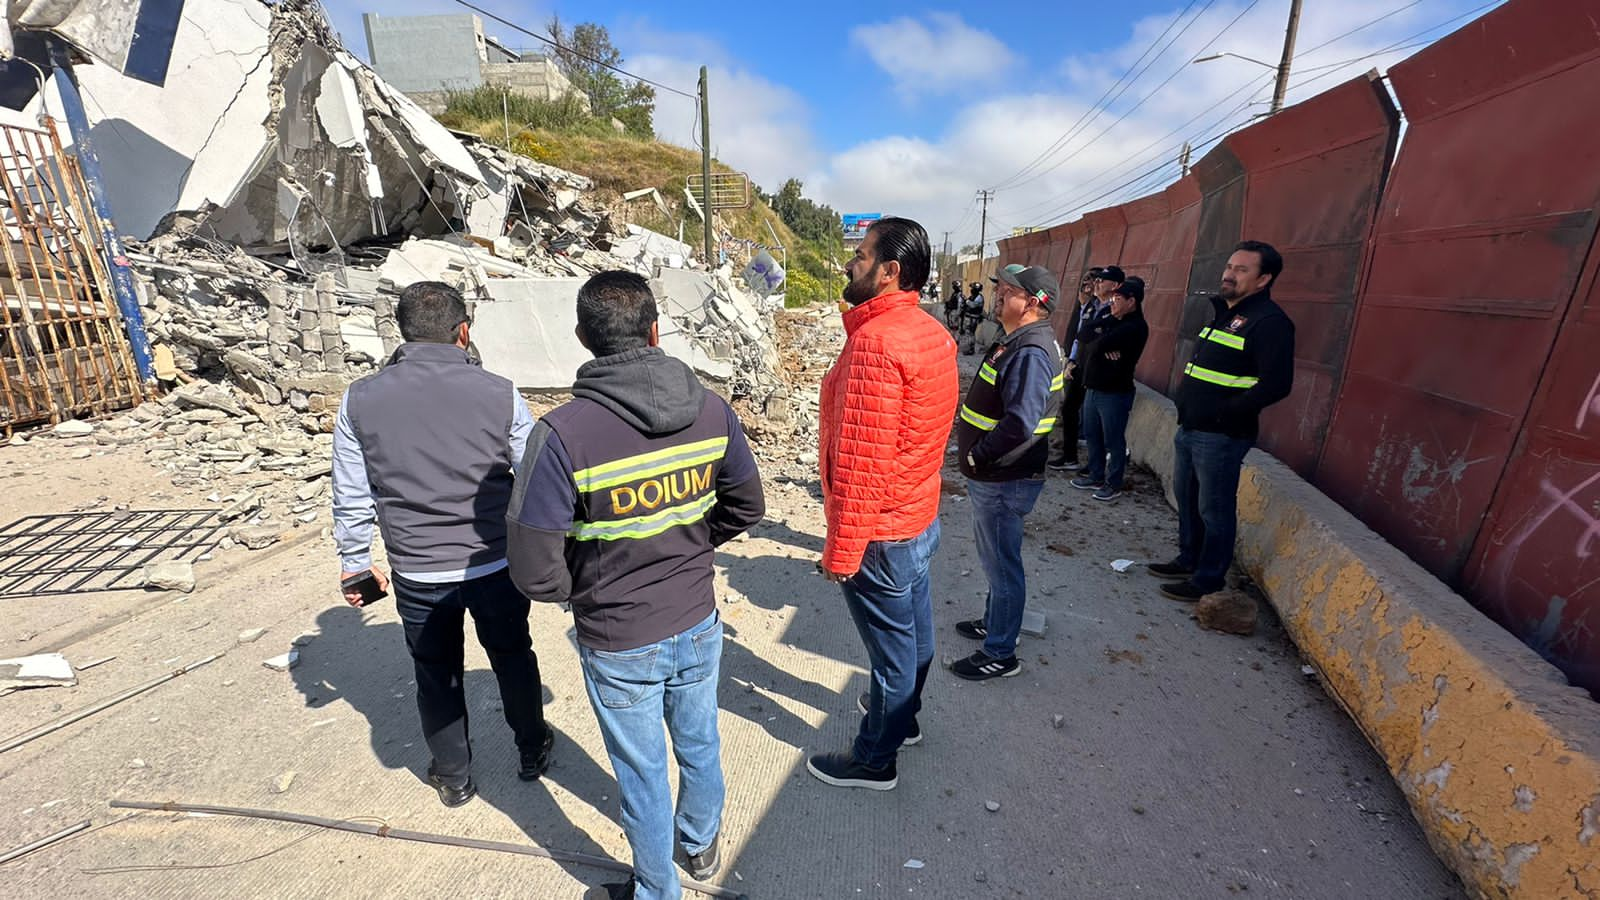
left=1125, top=383, right=1600, bottom=899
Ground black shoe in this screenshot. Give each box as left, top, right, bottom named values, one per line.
left=856, top=692, right=922, bottom=746
left=1159, top=580, right=1210, bottom=602
left=426, top=768, right=477, bottom=808
left=1069, top=474, right=1103, bottom=490
left=954, top=618, right=988, bottom=640
left=1048, top=459, right=1083, bottom=472
left=1146, top=560, right=1194, bottom=580
left=806, top=750, right=897, bottom=790
left=518, top=727, right=555, bottom=781
left=1092, top=485, right=1121, bottom=502
left=685, top=834, right=720, bottom=880
left=585, top=879, right=636, bottom=900
left=951, top=650, right=1021, bottom=681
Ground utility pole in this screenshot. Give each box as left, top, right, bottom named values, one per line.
left=976, top=189, right=993, bottom=262
left=698, top=66, right=714, bottom=267
left=1178, top=142, right=1192, bottom=177
left=1270, top=0, right=1303, bottom=115
left=942, top=231, right=951, bottom=283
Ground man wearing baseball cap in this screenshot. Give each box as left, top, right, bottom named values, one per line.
left=1049, top=265, right=1123, bottom=471
left=952, top=265, right=1065, bottom=680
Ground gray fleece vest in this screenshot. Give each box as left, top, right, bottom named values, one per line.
left=344, top=342, right=516, bottom=575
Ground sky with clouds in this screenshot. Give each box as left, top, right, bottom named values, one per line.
left=326, top=0, right=1506, bottom=255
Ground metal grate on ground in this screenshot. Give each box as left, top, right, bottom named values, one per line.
left=0, top=510, right=224, bottom=598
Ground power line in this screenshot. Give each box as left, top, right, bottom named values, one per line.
left=990, top=0, right=1208, bottom=191
left=998, top=0, right=1265, bottom=192
left=447, top=0, right=698, bottom=99
left=1280, top=0, right=1507, bottom=96
left=1292, top=0, right=1424, bottom=61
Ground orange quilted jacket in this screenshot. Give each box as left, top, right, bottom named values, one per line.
left=819, top=290, right=959, bottom=574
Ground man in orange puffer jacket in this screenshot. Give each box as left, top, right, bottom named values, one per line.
left=808, top=217, right=959, bottom=792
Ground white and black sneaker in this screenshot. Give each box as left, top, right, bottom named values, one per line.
left=856, top=692, right=922, bottom=745
left=950, top=651, right=1021, bottom=681
left=807, top=750, right=897, bottom=790
left=954, top=618, right=988, bottom=640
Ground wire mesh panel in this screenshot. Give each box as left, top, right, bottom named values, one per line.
left=0, top=118, right=142, bottom=435
left=0, top=510, right=224, bottom=598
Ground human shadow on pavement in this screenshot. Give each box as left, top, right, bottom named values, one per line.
left=296, top=604, right=621, bottom=889
left=748, top=519, right=825, bottom=555
left=718, top=620, right=840, bottom=747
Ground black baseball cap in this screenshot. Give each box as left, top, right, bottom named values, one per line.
left=990, top=263, right=1027, bottom=283
left=1113, top=275, right=1145, bottom=303
left=997, top=265, right=1060, bottom=313
left=1095, top=265, right=1125, bottom=283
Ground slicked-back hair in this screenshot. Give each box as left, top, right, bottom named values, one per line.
left=1234, top=240, right=1284, bottom=283
left=397, top=281, right=469, bottom=343
left=576, top=270, right=658, bottom=357
left=866, top=217, right=931, bottom=291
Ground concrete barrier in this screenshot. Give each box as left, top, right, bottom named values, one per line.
left=1127, top=383, right=1600, bottom=899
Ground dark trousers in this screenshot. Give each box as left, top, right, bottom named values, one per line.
left=1172, top=427, right=1255, bottom=592
left=1049, top=372, right=1089, bottom=464
left=393, top=567, right=547, bottom=786
left=1083, top=389, right=1135, bottom=489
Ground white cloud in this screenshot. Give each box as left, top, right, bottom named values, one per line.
left=849, top=13, right=1014, bottom=99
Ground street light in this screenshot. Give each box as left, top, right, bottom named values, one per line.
left=1192, top=0, right=1301, bottom=116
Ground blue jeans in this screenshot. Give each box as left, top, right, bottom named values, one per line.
left=580, top=611, right=724, bottom=900
left=1083, top=389, right=1136, bottom=489
left=1172, top=427, right=1255, bottom=592
left=840, top=519, right=940, bottom=769
left=966, top=477, right=1045, bottom=659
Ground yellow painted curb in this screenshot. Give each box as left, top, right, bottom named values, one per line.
left=1128, top=385, right=1600, bottom=899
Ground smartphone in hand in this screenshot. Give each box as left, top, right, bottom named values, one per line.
left=341, top=570, right=389, bottom=606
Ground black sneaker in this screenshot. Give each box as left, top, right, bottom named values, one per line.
left=806, top=750, right=897, bottom=790
left=1047, top=458, right=1081, bottom=472
left=685, top=834, right=720, bottom=880
left=426, top=767, right=477, bottom=808
left=954, top=618, right=988, bottom=640
left=1159, top=580, right=1210, bottom=602
left=1146, top=560, right=1194, bottom=580
left=1069, top=474, right=1103, bottom=490
left=518, top=727, right=556, bottom=781
left=856, top=692, right=922, bottom=746
left=584, top=879, right=636, bottom=900
left=1092, top=485, right=1121, bottom=502
left=951, top=650, right=1021, bottom=681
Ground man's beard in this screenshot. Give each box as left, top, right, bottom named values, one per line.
left=1219, top=279, right=1242, bottom=300
left=841, top=263, right=882, bottom=305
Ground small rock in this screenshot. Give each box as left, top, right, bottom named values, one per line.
left=294, top=480, right=325, bottom=502
left=985, top=800, right=1000, bottom=812
left=903, top=859, right=924, bottom=870
left=291, top=632, right=317, bottom=647
left=1052, top=714, right=1065, bottom=729
left=238, top=627, right=268, bottom=644
left=128, top=758, right=147, bottom=769
left=140, top=561, right=195, bottom=593
left=1301, top=664, right=1317, bottom=676
left=263, top=650, right=300, bottom=671
left=230, top=524, right=280, bottom=550
left=53, top=419, right=95, bottom=436
left=270, top=771, right=297, bottom=794
left=219, top=492, right=261, bottom=522
left=68, top=447, right=93, bottom=460
left=1196, top=590, right=1258, bottom=636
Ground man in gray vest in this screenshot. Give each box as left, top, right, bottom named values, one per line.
left=332, top=280, right=553, bottom=809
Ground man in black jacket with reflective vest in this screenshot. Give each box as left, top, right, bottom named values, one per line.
left=1151, top=241, right=1295, bottom=602
left=952, top=264, right=1064, bottom=681
left=506, top=270, right=764, bottom=900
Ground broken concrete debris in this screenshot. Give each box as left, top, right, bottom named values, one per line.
left=0, top=653, right=77, bottom=690
left=263, top=650, right=300, bottom=672
left=140, top=561, right=196, bottom=594
left=1197, top=591, right=1259, bottom=637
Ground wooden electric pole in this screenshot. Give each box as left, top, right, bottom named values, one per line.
left=1270, top=0, right=1303, bottom=115
left=976, top=189, right=994, bottom=261
left=698, top=66, right=714, bottom=266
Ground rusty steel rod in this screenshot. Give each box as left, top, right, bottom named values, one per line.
left=108, top=800, right=749, bottom=900
left=0, top=654, right=223, bottom=754
left=0, top=820, right=91, bottom=865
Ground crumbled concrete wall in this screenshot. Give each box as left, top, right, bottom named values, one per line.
left=1126, top=383, right=1600, bottom=898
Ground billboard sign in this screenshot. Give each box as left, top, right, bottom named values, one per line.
left=842, top=213, right=882, bottom=242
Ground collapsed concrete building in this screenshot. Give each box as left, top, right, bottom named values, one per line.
left=0, top=0, right=788, bottom=439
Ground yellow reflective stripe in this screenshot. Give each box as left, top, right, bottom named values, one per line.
left=1049, top=373, right=1065, bottom=391
left=572, top=437, right=729, bottom=492
left=571, top=493, right=717, bottom=542
left=1033, top=417, right=1057, bottom=435
left=1184, top=362, right=1258, bottom=388
left=978, top=363, right=999, bottom=385
left=1199, top=327, right=1246, bottom=351
left=960, top=405, right=1000, bottom=431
